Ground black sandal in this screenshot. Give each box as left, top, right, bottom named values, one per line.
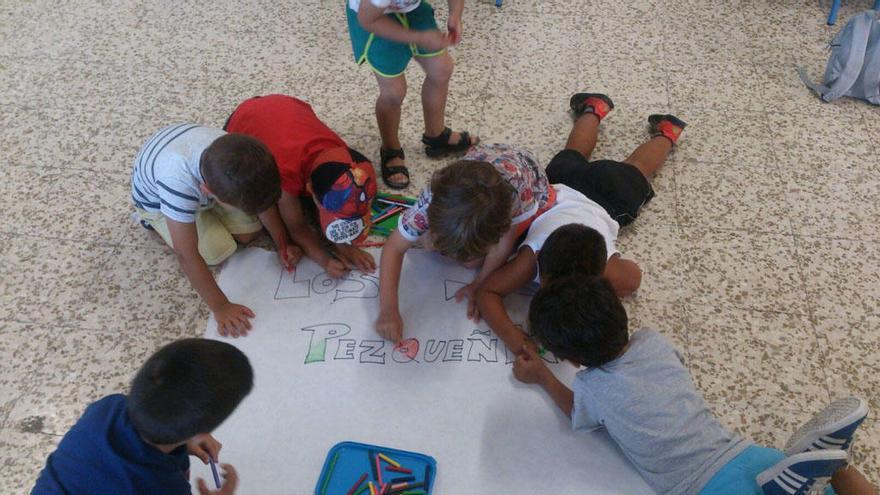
left=380, top=147, right=410, bottom=190
left=421, top=127, right=476, bottom=158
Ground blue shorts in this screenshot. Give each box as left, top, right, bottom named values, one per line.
left=700, top=445, right=836, bottom=495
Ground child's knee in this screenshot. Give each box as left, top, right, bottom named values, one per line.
left=232, top=231, right=261, bottom=245
left=377, top=77, right=407, bottom=106
left=198, top=237, right=238, bottom=266
left=425, top=55, right=454, bottom=84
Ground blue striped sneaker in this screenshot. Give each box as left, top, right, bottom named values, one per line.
left=784, top=396, right=868, bottom=456
left=756, top=450, right=848, bottom=495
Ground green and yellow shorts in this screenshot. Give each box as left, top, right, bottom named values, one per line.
left=346, top=1, right=446, bottom=78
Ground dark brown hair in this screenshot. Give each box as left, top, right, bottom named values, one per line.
left=538, top=224, right=608, bottom=283
left=200, top=133, right=280, bottom=215
left=529, top=275, right=629, bottom=368
left=128, top=338, right=253, bottom=444
left=427, top=160, right=514, bottom=262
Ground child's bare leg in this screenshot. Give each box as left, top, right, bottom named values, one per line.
left=564, top=113, right=600, bottom=159
left=416, top=53, right=476, bottom=147
left=232, top=232, right=261, bottom=244
left=831, top=465, right=878, bottom=495
left=624, top=114, right=687, bottom=179
left=565, top=93, right=614, bottom=159
left=416, top=53, right=453, bottom=138
left=375, top=73, right=408, bottom=184
left=623, top=136, right=673, bottom=179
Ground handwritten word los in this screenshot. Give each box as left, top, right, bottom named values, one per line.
left=300, top=326, right=560, bottom=366
left=276, top=268, right=379, bottom=302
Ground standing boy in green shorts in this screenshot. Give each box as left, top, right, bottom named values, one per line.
left=347, top=0, right=478, bottom=189
left=131, top=125, right=300, bottom=337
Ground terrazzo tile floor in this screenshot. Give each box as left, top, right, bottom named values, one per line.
left=2, top=0, right=879, bottom=492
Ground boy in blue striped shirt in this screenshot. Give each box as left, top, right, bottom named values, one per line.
left=131, top=125, right=301, bottom=336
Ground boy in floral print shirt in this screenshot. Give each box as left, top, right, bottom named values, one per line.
left=376, top=143, right=556, bottom=342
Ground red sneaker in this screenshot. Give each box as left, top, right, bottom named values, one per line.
left=569, top=93, right=614, bottom=120
left=648, top=114, right=687, bottom=145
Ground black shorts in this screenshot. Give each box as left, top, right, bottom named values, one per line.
left=545, top=150, right=655, bottom=227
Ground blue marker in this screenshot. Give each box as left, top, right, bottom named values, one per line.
left=209, top=458, right=221, bottom=489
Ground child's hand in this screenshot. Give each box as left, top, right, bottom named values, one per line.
left=334, top=244, right=377, bottom=273
left=447, top=13, right=462, bottom=44
left=324, top=258, right=349, bottom=278
left=278, top=244, right=303, bottom=272
left=454, top=282, right=481, bottom=322
left=197, top=463, right=239, bottom=495
left=186, top=434, right=222, bottom=464
left=418, top=29, right=452, bottom=51
left=215, top=303, right=255, bottom=337
left=376, top=310, right=404, bottom=343
left=513, top=345, right=550, bottom=385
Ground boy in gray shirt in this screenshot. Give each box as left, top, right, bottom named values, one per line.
left=514, top=275, right=876, bottom=495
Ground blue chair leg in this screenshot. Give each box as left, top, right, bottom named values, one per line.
left=828, top=0, right=842, bottom=25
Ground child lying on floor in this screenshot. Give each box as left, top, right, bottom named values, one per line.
left=477, top=91, right=685, bottom=351
left=515, top=274, right=876, bottom=495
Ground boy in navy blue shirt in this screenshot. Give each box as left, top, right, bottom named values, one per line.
left=32, top=338, right=253, bottom=495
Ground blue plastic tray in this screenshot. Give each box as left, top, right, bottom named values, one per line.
left=315, top=441, right=436, bottom=495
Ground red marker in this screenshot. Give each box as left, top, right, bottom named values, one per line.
left=385, top=465, right=412, bottom=474
left=375, top=454, right=384, bottom=486
left=346, top=473, right=368, bottom=495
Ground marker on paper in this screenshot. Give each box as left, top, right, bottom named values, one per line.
left=209, top=458, right=221, bottom=489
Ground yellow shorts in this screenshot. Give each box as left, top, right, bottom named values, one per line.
left=137, top=205, right=262, bottom=265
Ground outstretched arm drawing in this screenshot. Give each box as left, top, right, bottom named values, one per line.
left=476, top=246, right=539, bottom=352
left=376, top=230, right=414, bottom=343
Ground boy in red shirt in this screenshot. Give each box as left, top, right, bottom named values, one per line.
left=225, top=95, right=378, bottom=276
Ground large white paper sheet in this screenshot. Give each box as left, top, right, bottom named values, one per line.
left=193, top=247, right=652, bottom=494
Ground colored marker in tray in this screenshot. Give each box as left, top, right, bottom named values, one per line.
left=315, top=441, right=436, bottom=495
left=369, top=193, right=416, bottom=238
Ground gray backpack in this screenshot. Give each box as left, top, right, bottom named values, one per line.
left=798, top=10, right=880, bottom=105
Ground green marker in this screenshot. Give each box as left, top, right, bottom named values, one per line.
left=320, top=451, right=340, bottom=495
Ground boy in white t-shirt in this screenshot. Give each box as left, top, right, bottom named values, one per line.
left=476, top=91, right=686, bottom=351
left=346, top=0, right=478, bottom=190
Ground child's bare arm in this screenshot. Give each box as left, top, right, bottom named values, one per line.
left=603, top=254, right=642, bottom=297
left=376, top=230, right=413, bottom=342
left=357, top=1, right=450, bottom=51
left=455, top=225, right=521, bottom=320
left=166, top=220, right=254, bottom=337
left=476, top=247, right=538, bottom=351
left=513, top=345, right=574, bottom=417
left=277, top=192, right=347, bottom=277
left=446, top=0, right=464, bottom=44
left=257, top=204, right=301, bottom=271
